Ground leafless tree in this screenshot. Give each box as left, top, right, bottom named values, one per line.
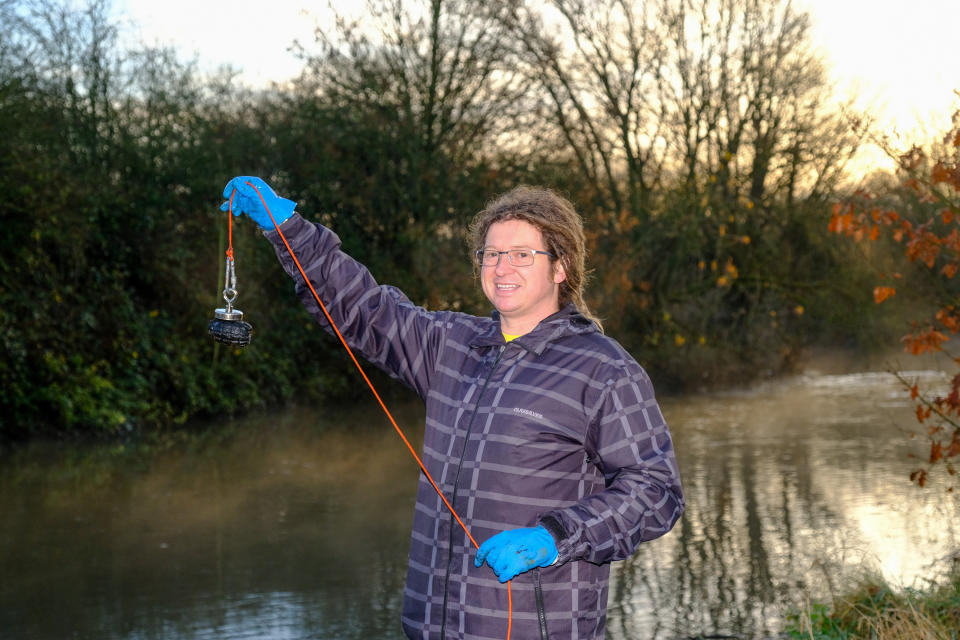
left=503, top=0, right=866, bottom=213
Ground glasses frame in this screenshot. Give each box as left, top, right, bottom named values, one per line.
left=475, top=248, right=557, bottom=267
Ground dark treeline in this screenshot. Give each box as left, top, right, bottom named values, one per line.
left=0, top=0, right=895, bottom=441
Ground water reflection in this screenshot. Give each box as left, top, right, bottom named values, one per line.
left=2, top=367, right=959, bottom=639
left=609, top=367, right=960, bottom=639
left=0, top=404, right=421, bottom=640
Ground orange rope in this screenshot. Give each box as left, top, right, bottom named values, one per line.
left=226, top=191, right=235, bottom=260
left=233, top=183, right=513, bottom=638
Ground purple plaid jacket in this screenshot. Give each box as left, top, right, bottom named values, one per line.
left=266, top=214, right=684, bottom=640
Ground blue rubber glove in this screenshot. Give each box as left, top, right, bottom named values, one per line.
left=220, top=176, right=297, bottom=230
left=474, top=525, right=558, bottom=583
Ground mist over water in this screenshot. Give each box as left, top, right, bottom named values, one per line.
left=2, top=359, right=959, bottom=639
left=611, top=363, right=960, bottom=638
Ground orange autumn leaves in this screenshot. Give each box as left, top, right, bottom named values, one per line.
left=873, top=286, right=896, bottom=304
left=830, top=195, right=958, bottom=357
left=831, top=105, right=960, bottom=486
left=697, top=257, right=741, bottom=287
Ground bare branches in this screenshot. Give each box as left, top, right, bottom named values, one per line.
left=501, top=0, right=865, bottom=216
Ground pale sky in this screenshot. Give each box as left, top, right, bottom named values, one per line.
left=113, top=0, right=959, bottom=170
left=796, top=0, right=959, bottom=145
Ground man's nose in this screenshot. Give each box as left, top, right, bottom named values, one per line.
left=494, top=254, right=515, bottom=273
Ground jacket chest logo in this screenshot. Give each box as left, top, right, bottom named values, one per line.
left=512, top=407, right=545, bottom=421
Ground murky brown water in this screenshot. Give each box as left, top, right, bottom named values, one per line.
left=2, top=357, right=959, bottom=639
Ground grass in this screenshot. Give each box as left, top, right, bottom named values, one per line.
left=785, top=568, right=960, bottom=639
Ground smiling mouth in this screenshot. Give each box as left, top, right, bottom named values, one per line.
left=496, top=284, right=519, bottom=290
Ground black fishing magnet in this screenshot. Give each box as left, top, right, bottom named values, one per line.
left=209, top=307, right=253, bottom=346
left=209, top=249, right=251, bottom=347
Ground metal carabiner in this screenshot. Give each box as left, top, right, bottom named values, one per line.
left=222, top=255, right=238, bottom=313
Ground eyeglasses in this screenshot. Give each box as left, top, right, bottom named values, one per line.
left=475, top=248, right=556, bottom=267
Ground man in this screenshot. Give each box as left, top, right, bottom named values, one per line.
left=223, top=176, right=683, bottom=639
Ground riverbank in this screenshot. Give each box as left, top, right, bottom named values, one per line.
left=784, top=568, right=960, bottom=639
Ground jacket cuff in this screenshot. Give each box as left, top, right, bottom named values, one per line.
left=261, top=211, right=302, bottom=237
left=538, top=514, right=572, bottom=564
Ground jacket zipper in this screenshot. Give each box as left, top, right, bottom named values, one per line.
left=440, top=344, right=506, bottom=640
left=534, top=568, right=550, bottom=640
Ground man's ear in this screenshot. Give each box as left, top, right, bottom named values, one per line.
left=553, top=260, right=567, bottom=284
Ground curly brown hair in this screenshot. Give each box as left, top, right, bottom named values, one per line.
left=468, top=185, right=601, bottom=330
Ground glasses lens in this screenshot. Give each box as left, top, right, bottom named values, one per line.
left=509, top=249, right=534, bottom=266
left=478, top=249, right=498, bottom=266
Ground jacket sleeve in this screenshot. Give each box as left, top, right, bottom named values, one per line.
left=262, top=213, right=446, bottom=398
left=538, top=363, right=684, bottom=565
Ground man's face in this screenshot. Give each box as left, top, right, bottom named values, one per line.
left=480, top=219, right=566, bottom=334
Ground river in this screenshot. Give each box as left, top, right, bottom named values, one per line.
left=2, top=353, right=959, bottom=639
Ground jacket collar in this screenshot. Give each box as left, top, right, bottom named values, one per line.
left=469, top=303, right=598, bottom=356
